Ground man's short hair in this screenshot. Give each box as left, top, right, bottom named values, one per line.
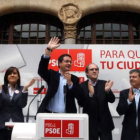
left=58, top=54, right=72, bottom=67
left=85, top=63, right=99, bottom=78
left=85, top=63, right=99, bottom=73
left=129, top=69, right=140, bottom=77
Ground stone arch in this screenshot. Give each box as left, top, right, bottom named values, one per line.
left=80, top=0, right=140, bottom=18
left=0, top=0, right=59, bottom=17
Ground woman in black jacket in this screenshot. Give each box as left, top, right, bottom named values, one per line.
left=0, top=66, right=35, bottom=140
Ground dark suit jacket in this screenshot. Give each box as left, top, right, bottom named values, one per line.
left=116, top=89, right=140, bottom=140
left=0, top=86, right=28, bottom=129
left=80, top=80, right=115, bottom=137
left=37, top=55, right=84, bottom=114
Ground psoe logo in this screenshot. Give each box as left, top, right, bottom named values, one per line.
left=44, top=120, right=61, bottom=137
left=48, top=49, right=92, bottom=72
left=66, top=123, right=74, bottom=135
left=74, top=53, right=85, bottom=67
left=69, top=49, right=92, bottom=72
left=62, top=120, right=79, bottom=137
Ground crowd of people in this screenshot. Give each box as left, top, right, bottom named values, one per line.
left=0, top=37, right=140, bottom=140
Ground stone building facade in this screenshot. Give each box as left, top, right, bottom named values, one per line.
left=0, top=0, right=140, bottom=44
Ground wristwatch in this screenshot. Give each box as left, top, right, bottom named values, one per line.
left=47, top=47, right=53, bottom=52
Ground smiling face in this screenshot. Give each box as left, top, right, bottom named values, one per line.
left=4, top=67, right=20, bottom=87
left=86, top=64, right=99, bottom=82
left=7, top=69, right=19, bottom=85
left=130, top=72, right=140, bottom=89
left=59, top=56, right=72, bottom=73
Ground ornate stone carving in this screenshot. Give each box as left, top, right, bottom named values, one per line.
left=58, top=3, right=82, bottom=25
left=58, top=3, right=82, bottom=39
left=64, top=26, right=77, bottom=39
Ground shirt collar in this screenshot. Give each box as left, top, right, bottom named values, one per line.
left=58, top=70, right=63, bottom=76
left=8, top=84, right=17, bottom=89
left=133, top=88, right=140, bottom=93
left=88, top=79, right=98, bottom=86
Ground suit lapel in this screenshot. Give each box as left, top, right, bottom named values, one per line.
left=132, top=90, right=136, bottom=112
left=12, top=92, right=17, bottom=101
left=132, top=99, right=136, bottom=112
left=12, top=87, right=20, bottom=101
left=137, top=94, right=140, bottom=112
left=138, top=97, right=140, bottom=111
left=84, top=80, right=89, bottom=95
left=49, top=72, right=60, bottom=98
left=5, top=90, right=11, bottom=101
left=95, top=80, right=102, bottom=99
left=3, top=89, right=12, bottom=104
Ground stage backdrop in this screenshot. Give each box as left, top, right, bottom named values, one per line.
left=0, top=44, right=140, bottom=140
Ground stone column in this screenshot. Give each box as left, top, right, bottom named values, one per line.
left=58, top=2, right=82, bottom=44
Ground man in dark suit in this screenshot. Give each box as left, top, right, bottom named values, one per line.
left=80, top=63, right=115, bottom=140
left=37, top=37, right=84, bottom=114
left=116, top=69, right=140, bottom=140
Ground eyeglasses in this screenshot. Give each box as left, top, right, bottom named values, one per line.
left=89, top=68, right=99, bottom=71
left=63, top=60, right=72, bottom=64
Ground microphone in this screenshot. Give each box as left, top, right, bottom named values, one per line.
left=64, top=85, right=67, bottom=94
left=26, top=85, right=44, bottom=122
left=37, top=85, right=44, bottom=94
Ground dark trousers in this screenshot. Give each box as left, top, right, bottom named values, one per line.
left=98, top=131, right=112, bottom=140
left=89, top=131, right=112, bottom=140
left=89, top=123, right=112, bottom=140
left=135, top=128, right=139, bottom=140
left=0, top=128, right=12, bottom=140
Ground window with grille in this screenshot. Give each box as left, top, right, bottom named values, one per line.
left=77, top=12, right=140, bottom=44
left=0, top=12, right=64, bottom=44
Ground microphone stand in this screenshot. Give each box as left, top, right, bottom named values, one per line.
left=26, top=85, right=44, bottom=122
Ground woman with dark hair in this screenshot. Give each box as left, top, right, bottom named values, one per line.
left=0, top=66, right=35, bottom=140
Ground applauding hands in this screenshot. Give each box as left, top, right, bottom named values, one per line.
left=128, top=87, right=136, bottom=102
left=105, top=80, right=114, bottom=93
left=23, top=78, right=36, bottom=92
